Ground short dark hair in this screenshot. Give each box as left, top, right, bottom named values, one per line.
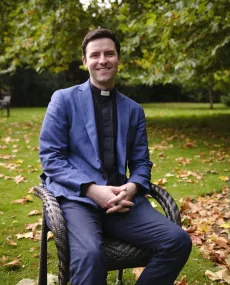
left=82, top=28, right=120, bottom=58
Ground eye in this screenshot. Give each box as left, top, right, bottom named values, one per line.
left=90, top=53, right=99, bottom=58
left=106, top=51, right=115, bottom=56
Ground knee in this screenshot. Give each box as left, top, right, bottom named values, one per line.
left=70, top=244, right=103, bottom=269
left=171, top=227, right=192, bottom=256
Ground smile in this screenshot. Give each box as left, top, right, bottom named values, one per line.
left=97, top=68, right=112, bottom=71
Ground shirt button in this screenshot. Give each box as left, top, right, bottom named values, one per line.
left=102, top=173, right=107, bottom=180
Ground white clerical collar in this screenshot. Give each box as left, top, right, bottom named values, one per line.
left=100, top=90, right=110, bottom=96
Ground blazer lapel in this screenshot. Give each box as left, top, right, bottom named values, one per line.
left=78, top=80, right=100, bottom=159
left=116, top=92, right=129, bottom=172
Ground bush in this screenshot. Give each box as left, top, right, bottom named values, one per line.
left=221, top=94, right=230, bottom=107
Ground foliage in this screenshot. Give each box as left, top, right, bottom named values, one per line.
left=221, top=93, right=230, bottom=107
left=0, top=0, right=101, bottom=74
left=112, top=0, right=230, bottom=107
left=0, top=0, right=230, bottom=108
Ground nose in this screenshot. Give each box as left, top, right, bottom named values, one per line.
left=99, top=54, right=107, bottom=65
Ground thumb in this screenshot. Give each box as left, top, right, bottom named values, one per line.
left=119, top=185, right=127, bottom=191
left=110, top=186, right=123, bottom=195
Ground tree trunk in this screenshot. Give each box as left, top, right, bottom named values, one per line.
left=209, top=87, right=213, bottom=109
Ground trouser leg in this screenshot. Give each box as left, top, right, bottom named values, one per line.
left=58, top=198, right=107, bottom=285
left=104, top=195, right=192, bottom=285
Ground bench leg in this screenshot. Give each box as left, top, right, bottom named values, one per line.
left=38, top=210, right=49, bottom=285
left=116, top=269, right=123, bottom=285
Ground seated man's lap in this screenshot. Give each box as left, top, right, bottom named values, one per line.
left=103, top=195, right=184, bottom=252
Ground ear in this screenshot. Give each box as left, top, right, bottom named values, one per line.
left=82, top=56, right=87, bottom=68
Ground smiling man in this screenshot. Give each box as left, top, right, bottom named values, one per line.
left=39, top=28, right=192, bottom=285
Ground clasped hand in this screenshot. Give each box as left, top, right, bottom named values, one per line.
left=85, top=183, right=137, bottom=214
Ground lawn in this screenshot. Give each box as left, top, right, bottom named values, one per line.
left=0, top=103, right=229, bottom=285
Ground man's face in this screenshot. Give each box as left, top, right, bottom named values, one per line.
left=82, top=38, right=120, bottom=89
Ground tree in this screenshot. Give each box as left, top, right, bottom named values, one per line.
left=0, top=0, right=101, bottom=74
left=113, top=0, right=230, bottom=108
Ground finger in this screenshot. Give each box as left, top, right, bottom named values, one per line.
left=106, top=204, right=123, bottom=214
left=108, top=192, right=127, bottom=204
left=106, top=206, right=130, bottom=214
left=110, top=185, right=127, bottom=195
left=117, top=207, right=130, bottom=213
left=119, top=200, right=134, bottom=207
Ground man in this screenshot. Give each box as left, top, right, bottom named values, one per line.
left=39, top=28, right=192, bottom=285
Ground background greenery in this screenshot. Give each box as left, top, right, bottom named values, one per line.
left=0, top=0, right=230, bottom=108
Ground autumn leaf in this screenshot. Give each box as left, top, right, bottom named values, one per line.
left=14, top=175, right=27, bottom=184
left=3, top=257, right=21, bottom=268
left=132, top=267, right=144, bottom=280
left=27, top=187, right=35, bottom=194
left=175, top=157, right=191, bottom=165
left=12, top=198, right=28, bottom=205
left=47, top=231, right=54, bottom=241
left=7, top=239, right=17, bottom=246
left=16, top=232, right=33, bottom=239
left=174, top=275, right=188, bottom=285
left=181, top=186, right=230, bottom=271
left=218, top=176, right=229, bottom=182
left=153, top=178, right=168, bottom=186
left=151, top=201, right=158, bottom=208
left=164, top=173, right=174, bottom=178
left=219, top=222, right=230, bottom=229
left=25, top=222, right=40, bottom=232
left=205, top=268, right=230, bottom=284
left=12, top=195, right=33, bottom=205
left=28, top=210, right=41, bottom=216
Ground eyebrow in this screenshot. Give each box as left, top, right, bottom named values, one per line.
left=89, top=50, right=116, bottom=56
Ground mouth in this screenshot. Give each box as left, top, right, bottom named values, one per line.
left=96, top=67, right=112, bottom=71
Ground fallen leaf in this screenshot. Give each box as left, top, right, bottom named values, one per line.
left=205, top=268, right=230, bottom=284
left=14, top=175, right=27, bottom=184
left=153, top=178, right=168, bottom=186
left=25, top=222, right=39, bottom=232
left=132, top=267, right=144, bottom=280
left=151, top=201, right=158, bottom=208
left=12, top=194, right=33, bottom=204
left=219, top=222, right=230, bottom=229
left=12, top=198, right=28, bottom=205
left=28, top=210, right=41, bottom=216
left=16, top=232, right=33, bottom=239
left=47, top=231, right=54, bottom=241
left=218, top=176, right=229, bottom=182
left=3, top=258, right=21, bottom=268
left=174, top=275, right=188, bottom=285
left=7, top=240, right=17, bottom=246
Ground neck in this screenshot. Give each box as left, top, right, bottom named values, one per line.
left=90, top=79, right=115, bottom=90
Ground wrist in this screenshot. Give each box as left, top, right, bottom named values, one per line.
left=126, top=182, right=138, bottom=195
left=84, top=183, right=97, bottom=197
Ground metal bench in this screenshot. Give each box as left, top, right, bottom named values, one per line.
left=0, top=95, right=11, bottom=117
left=34, top=184, right=181, bottom=285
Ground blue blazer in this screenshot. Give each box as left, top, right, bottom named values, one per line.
left=39, top=80, right=152, bottom=207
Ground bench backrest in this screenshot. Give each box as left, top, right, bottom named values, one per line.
left=1, top=96, right=11, bottom=103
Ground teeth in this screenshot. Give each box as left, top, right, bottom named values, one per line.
left=97, top=68, right=111, bottom=70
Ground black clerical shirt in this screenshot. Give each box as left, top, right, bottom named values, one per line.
left=90, top=82, right=119, bottom=185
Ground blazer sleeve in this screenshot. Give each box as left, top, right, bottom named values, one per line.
left=39, top=90, right=94, bottom=196
left=127, top=107, right=153, bottom=193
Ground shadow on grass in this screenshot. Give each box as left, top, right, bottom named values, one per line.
left=146, top=113, right=230, bottom=137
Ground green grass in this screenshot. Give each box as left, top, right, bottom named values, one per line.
left=0, top=103, right=229, bottom=284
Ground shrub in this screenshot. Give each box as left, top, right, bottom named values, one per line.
left=221, top=94, right=230, bottom=107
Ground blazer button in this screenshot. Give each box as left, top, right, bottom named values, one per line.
left=102, top=173, right=107, bottom=180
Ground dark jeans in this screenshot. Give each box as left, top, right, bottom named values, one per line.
left=57, top=195, right=192, bottom=285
